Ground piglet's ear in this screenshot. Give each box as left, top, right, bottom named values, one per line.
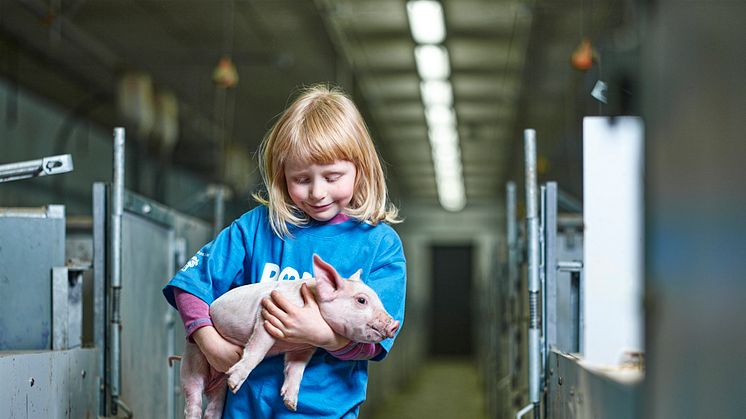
left=348, top=269, right=363, bottom=282
left=313, top=254, right=345, bottom=302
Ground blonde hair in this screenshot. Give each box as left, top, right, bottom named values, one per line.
left=253, top=84, right=400, bottom=238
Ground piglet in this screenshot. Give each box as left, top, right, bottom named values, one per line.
left=178, top=254, right=400, bottom=418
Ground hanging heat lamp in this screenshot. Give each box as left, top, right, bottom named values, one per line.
left=213, top=56, right=239, bottom=89
left=570, top=37, right=598, bottom=71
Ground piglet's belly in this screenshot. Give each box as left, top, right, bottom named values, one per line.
left=212, top=321, right=314, bottom=358
left=266, top=343, right=315, bottom=357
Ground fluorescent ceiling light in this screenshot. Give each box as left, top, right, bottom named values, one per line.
left=425, top=105, right=456, bottom=128
left=438, top=177, right=464, bottom=195
left=431, top=144, right=461, bottom=160
left=435, top=163, right=466, bottom=211
left=433, top=155, right=462, bottom=179
left=420, top=80, right=453, bottom=107
left=406, top=0, right=446, bottom=44
left=431, top=140, right=460, bottom=159
left=438, top=186, right=466, bottom=212
left=429, top=126, right=458, bottom=145
left=434, top=161, right=462, bottom=178
left=415, top=45, right=450, bottom=80
left=440, top=198, right=464, bottom=211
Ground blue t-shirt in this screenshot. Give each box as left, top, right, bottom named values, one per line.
left=163, top=205, right=406, bottom=418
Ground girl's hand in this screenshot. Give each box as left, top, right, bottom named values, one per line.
left=261, top=283, right=350, bottom=351
left=192, top=326, right=243, bottom=373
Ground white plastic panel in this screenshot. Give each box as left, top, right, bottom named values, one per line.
left=582, top=116, right=644, bottom=366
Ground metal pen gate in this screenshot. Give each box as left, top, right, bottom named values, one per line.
left=93, top=129, right=213, bottom=418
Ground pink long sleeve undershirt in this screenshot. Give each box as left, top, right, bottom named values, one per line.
left=173, top=288, right=383, bottom=360
left=173, top=288, right=213, bottom=343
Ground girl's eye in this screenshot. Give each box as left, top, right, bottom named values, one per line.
left=295, top=178, right=310, bottom=184
left=325, top=175, right=341, bottom=182
left=357, top=297, right=367, bottom=305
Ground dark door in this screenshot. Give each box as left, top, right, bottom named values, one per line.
left=429, top=244, right=474, bottom=356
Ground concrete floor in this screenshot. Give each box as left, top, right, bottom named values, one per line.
left=367, top=357, right=487, bottom=419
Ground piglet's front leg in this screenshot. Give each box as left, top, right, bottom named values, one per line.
left=281, top=348, right=316, bottom=411
left=226, top=319, right=276, bottom=393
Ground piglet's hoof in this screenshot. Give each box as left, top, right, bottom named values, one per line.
left=283, top=397, right=298, bottom=411
left=227, top=372, right=245, bottom=394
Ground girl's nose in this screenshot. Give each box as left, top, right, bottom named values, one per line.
left=309, top=179, right=326, bottom=200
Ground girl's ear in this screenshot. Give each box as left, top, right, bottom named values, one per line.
left=313, top=254, right=345, bottom=301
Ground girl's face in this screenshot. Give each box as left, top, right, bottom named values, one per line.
left=284, top=158, right=357, bottom=222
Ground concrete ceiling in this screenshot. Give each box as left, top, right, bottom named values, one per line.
left=0, top=0, right=628, bottom=211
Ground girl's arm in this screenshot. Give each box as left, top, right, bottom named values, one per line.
left=173, top=288, right=213, bottom=341
left=174, top=288, right=242, bottom=372
left=191, top=326, right=243, bottom=373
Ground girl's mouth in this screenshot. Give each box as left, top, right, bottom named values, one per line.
left=309, top=203, right=332, bottom=210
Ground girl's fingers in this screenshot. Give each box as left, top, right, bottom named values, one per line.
left=300, top=283, right=317, bottom=308
left=270, top=290, right=296, bottom=313
left=262, top=296, right=290, bottom=321
left=263, top=320, right=285, bottom=339
left=262, top=308, right=286, bottom=331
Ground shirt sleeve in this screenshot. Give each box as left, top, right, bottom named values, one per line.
left=163, top=215, right=251, bottom=309
left=365, top=228, right=407, bottom=361
left=328, top=342, right=384, bottom=360
left=173, top=288, right=213, bottom=342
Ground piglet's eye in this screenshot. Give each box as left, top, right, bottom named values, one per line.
left=357, top=297, right=367, bottom=305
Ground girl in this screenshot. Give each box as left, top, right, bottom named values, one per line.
left=163, top=84, right=406, bottom=418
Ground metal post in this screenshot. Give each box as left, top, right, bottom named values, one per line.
left=540, top=184, right=547, bottom=391
left=92, top=182, right=107, bottom=415
left=213, top=185, right=226, bottom=237
left=165, top=311, right=176, bottom=419
left=524, top=129, right=541, bottom=408
left=506, top=181, right=517, bottom=384
left=545, top=182, right=558, bottom=361
left=110, top=127, right=124, bottom=416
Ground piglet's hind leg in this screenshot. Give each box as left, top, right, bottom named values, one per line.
left=281, top=348, right=316, bottom=411
left=203, top=375, right=227, bottom=419
left=181, top=342, right=209, bottom=419
left=226, top=321, right=276, bottom=393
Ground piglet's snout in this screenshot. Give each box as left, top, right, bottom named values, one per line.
left=386, top=320, right=400, bottom=338
left=369, top=315, right=399, bottom=340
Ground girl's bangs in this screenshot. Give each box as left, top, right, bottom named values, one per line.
left=283, top=118, right=357, bottom=166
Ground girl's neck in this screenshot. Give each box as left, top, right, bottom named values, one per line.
left=326, top=212, right=350, bottom=225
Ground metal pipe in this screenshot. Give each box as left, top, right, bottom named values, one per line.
left=524, top=129, right=541, bottom=405
left=558, top=261, right=584, bottom=272
left=92, top=183, right=107, bottom=415
left=165, top=311, right=176, bottom=419
left=116, top=399, right=133, bottom=418
left=540, top=185, right=547, bottom=390
left=213, top=185, right=226, bottom=237
left=516, top=402, right=535, bottom=419
left=166, top=232, right=181, bottom=419
left=110, top=127, right=125, bottom=415
left=0, top=154, right=73, bottom=182
left=506, top=181, right=517, bottom=381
